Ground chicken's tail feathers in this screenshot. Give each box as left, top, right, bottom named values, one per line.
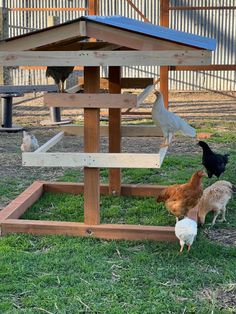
left=223, top=154, right=229, bottom=164
left=179, top=120, right=196, bottom=137
left=231, top=184, right=236, bottom=193
left=155, top=186, right=171, bottom=202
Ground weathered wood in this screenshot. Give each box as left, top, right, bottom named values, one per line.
left=0, top=181, right=44, bottom=221
left=34, top=131, right=64, bottom=153
left=0, top=50, right=212, bottom=66
left=61, top=125, right=163, bottom=137
left=78, top=77, right=154, bottom=89
left=137, top=85, right=155, bottom=107
left=0, top=7, right=9, bottom=85
left=0, top=21, right=86, bottom=51
left=22, top=152, right=161, bottom=168
left=84, top=66, right=100, bottom=225
left=1, top=219, right=176, bottom=241
left=44, top=93, right=137, bottom=108
left=169, top=64, right=236, bottom=71
left=109, top=66, right=121, bottom=195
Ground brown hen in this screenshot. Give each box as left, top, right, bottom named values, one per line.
left=156, top=171, right=207, bottom=219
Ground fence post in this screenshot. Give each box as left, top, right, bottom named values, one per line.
left=0, top=6, right=9, bottom=85
left=88, top=0, right=99, bottom=15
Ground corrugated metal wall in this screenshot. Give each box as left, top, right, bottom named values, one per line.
left=3, top=0, right=236, bottom=91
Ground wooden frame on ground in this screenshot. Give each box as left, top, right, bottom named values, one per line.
left=0, top=181, right=176, bottom=241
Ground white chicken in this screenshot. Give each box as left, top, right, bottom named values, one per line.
left=152, top=91, right=196, bottom=146
left=175, top=217, right=197, bottom=252
left=198, top=180, right=236, bottom=226
left=21, top=131, right=39, bottom=152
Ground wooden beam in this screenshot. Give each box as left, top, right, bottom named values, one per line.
left=125, top=0, right=150, bottom=22
left=0, top=50, right=212, bottom=66
left=109, top=66, right=121, bottom=195
left=84, top=66, right=100, bottom=225
left=10, top=7, right=88, bottom=12
left=22, top=152, right=161, bottom=168
left=34, top=131, right=64, bottom=153
left=0, top=84, right=57, bottom=93
left=137, top=85, right=155, bottom=107
left=78, top=77, right=155, bottom=89
left=160, top=0, right=170, bottom=109
left=61, top=125, right=163, bottom=137
left=1, top=219, right=176, bottom=241
left=43, top=182, right=168, bottom=197
left=0, top=181, right=44, bottom=221
left=88, top=0, right=99, bottom=15
left=169, top=64, right=236, bottom=71
left=0, top=22, right=86, bottom=51
left=86, top=22, right=196, bottom=51
left=44, top=93, right=137, bottom=108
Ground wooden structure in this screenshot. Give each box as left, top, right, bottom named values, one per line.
left=0, top=16, right=216, bottom=240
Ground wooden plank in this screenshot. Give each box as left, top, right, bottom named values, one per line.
left=86, top=22, right=196, bottom=51
left=0, top=21, right=86, bottom=51
left=0, top=50, right=212, bottom=66
left=78, top=77, right=154, bottom=89
left=44, top=93, right=137, bottom=108
left=1, top=219, right=176, bottom=241
left=169, top=64, right=236, bottom=71
left=137, top=84, right=155, bottom=107
left=84, top=66, right=100, bottom=225
left=34, top=131, right=64, bottom=153
left=61, top=125, right=163, bottom=137
left=0, top=181, right=44, bottom=221
left=88, top=0, right=99, bottom=15
left=160, top=0, right=170, bottom=109
left=10, top=7, right=88, bottom=12
left=0, top=84, right=57, bottom=93
left=109, top=66, right=121, bottom=195
left=43, top=182, right=168, bottom=197
left=22, top=152, right=161, bottom=168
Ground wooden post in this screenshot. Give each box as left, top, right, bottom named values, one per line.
left=0, top=6, right=9, bottom=85
left=84, top=67, right=100, bottom=225
left=88, top=0, right=99, bottom=15
left=160, top=0, right=169, bottom=108
left=108, top=66, right=121, bottom=195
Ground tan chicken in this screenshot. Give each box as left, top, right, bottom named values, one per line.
left=198, top=180, right=236, bottom=226
left=156, top=171, right=207, bottom=219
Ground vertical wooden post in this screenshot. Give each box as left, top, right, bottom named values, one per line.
left=160, top=0, right=169, bottom=108
left=84, top=67, right=100, bottom=225
left=0, top=6, right=9, bottom=85
left=88, top=0, right=99, bottom=15
left=108, top=66, right=121, bottom=195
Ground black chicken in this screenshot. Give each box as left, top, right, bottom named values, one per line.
left=46, top=66, right=74, bottom=92
left=198, top=141, right=229, bottom=178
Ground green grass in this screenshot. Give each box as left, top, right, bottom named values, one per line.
left=0, top=130, right=236, bottom=313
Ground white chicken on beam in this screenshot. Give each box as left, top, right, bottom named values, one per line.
left=152, top=91, right=196, bottom=146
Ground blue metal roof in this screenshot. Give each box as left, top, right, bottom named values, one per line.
left=84, top=15, right=216, bottom=51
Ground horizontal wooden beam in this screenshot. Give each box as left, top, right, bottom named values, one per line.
left=78, top=77, right=155, bottom=89
left=43, top=182, right=168, bottom=197
left=0, top=181, right=44, bottom=221
left=169, top=6, right=236, bottom=10
left=0, top=50, right=212, bottom=66
left=0, top=22, right=86, bottom=51
left=1, top=219, right=176, bottom=241
left=22, top=152, right=161, bottom=168
left=44, top=93, right=137, bottom=108
left=34, top=131, right=64, bottom=153
left=61, top=125, right=163, bottom=137
left=169, top=64, right=236, bottom=71
left=10, top=7, right=88, bottom=11
left=19, top=65, right=83, bottom=71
